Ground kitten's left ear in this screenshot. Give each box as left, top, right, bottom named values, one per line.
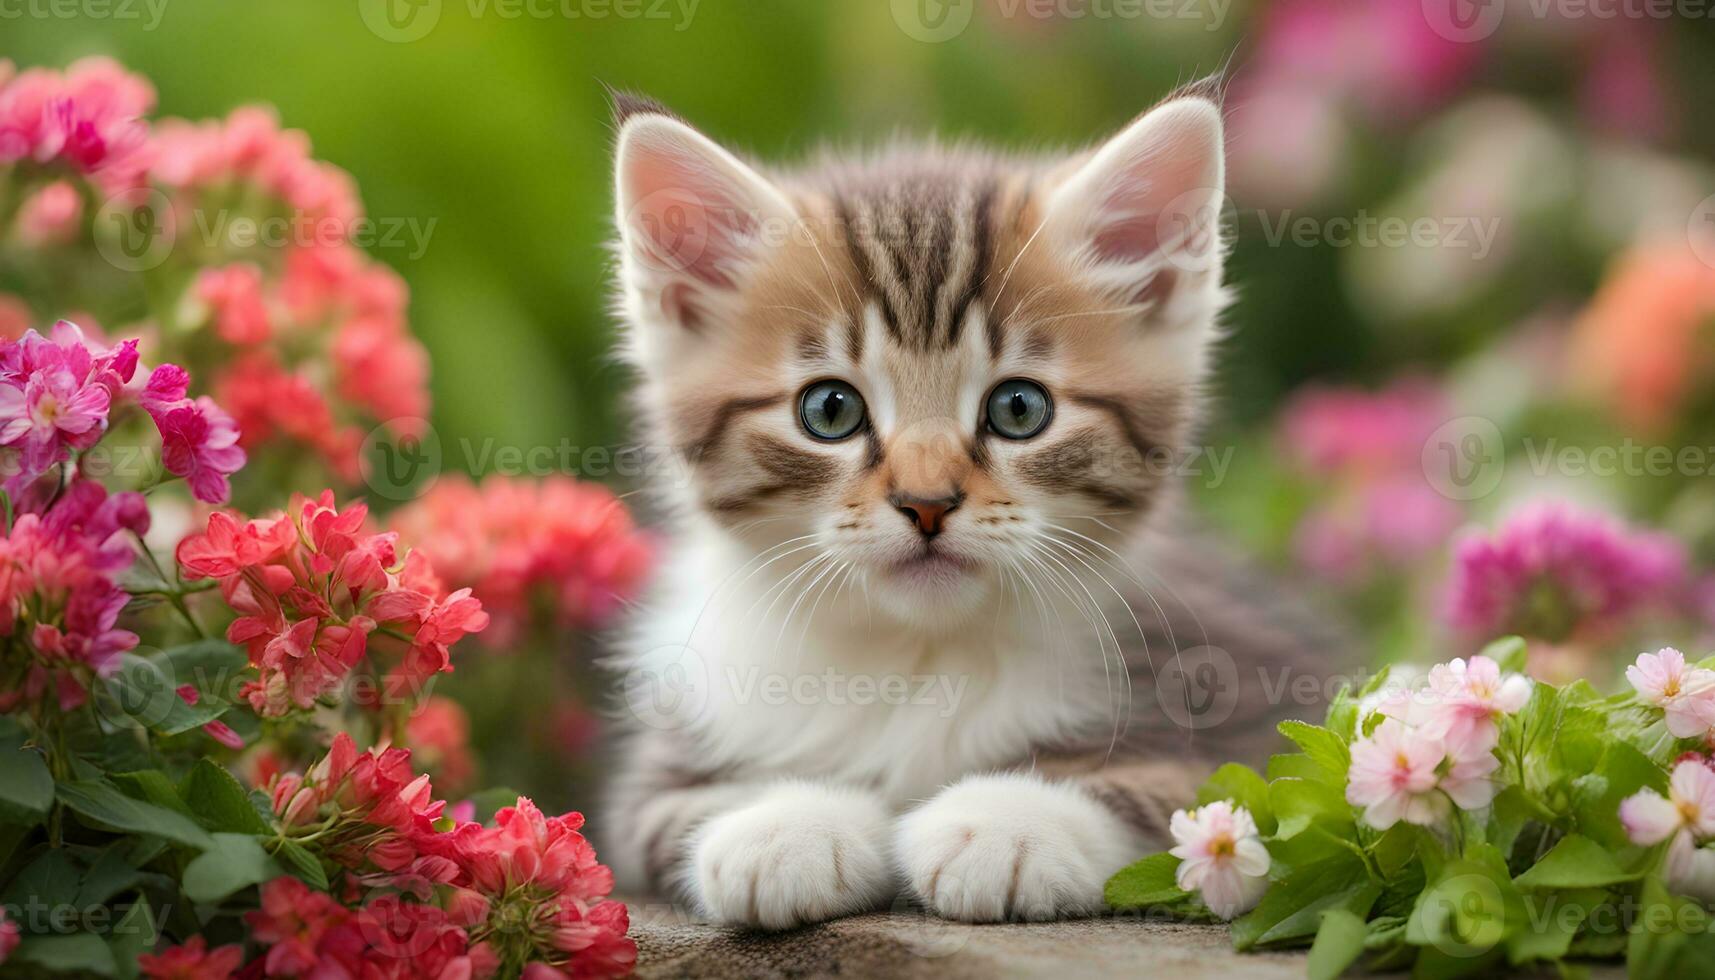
left=1041, top=93, right=1226, bottom=326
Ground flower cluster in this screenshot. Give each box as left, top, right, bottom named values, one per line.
left=255, top=736, right=634, bottom=978
left=1344, top=654, right=1528, bottom=829
left=0, top=56, right=153, bottom=187
left=0, top=321, right=242, bottom=505
left=0, top=479, right=147, bottom=714
left=1, top=57, right=431, bottom=493
left=442, top=798, right=636, bottom=978
left=247, top=877, right=497, bottom=980
left=136, top=936, right=243, bottom=980
left=176, top=492, right=489, bottom=717
left=1275, top=378, right=1462, bottom=583
left=1444, top=501, right=1687, bottom=643
left=390, top=475, right=653, bottom=645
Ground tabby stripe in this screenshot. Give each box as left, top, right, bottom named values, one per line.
left=947, top=182, right=995, bottom=349
left=683, top=393, right=784, bottom=460
left=1068, top=392, right=1162, bottom=462
left=837, top=196, right=900, bottom=340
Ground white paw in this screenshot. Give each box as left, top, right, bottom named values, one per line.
left=895, top=773, right=1138, bottom=923
left=688, top=782, right=893, bottom=930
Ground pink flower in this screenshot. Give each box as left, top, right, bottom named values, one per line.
left=1444, top=501, right=1687, bottom=642
left=1620, top=759, right=1715, bottom=847
left=391, top=475, right=653, bottom=645
left=1417, top=655, right=1532, bottom=753
left=1628, top=648, right=1715, bottom=740
left=195, top=263, right=272, bottom=345
left=0, top=908, right=17, bottom=965
left=1167, top=800, right=1270, bottom=919
left=1345, top=717, right=1497, bottom=829
left=136, top=936, right=244, bottom=980
left=246, top=877, right=349, bottom=977
left=140, top=362, right=247, bottom=504
left=16, top=180, right=83, bottom=246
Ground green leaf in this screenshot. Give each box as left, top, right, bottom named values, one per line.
left=1506, top=887, right=1605, bottom=966
left=1278, top=721, right=1351, bottom=783
left=271, top=838, right=330, bottom=891
left=14, top=933, right=117, bottom=977
left=1270, top=777, right=1352, bottom=840
left=110, top=769, right=193, bottom=818
left=56, top=780, right=215, bottom=850
left=1307, top=908, right=1369, bottom=980
left=108, top=896, right=158, bottom=980
left=1231, top=852, right=1371, bottom=950
left=2, top=848, right=82, bottom=909
left=0, top=743, right=54, bottom=824
left=1514, top=835, right=1640, bottom=890
left=1104, top=852, right=1189, bottom=909
left=103, top=653, right=229, bottom=736
left=181, top=833, right=281, bottom=904
left=1198, top=763, right=1275, bottom=835
left=1478, top=636, right=1528, bottom=674
left=1628, top=875, right=1703, bottom=980
left=1406, top=848, right=1525, bottom=963
left=1267, top=752, right=1325, bottom=783
left=74, top=842, right=142, bottom=908
left=180, top=759, right=272, bottom=835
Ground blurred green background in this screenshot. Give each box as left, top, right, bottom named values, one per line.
left=4, top=0, right=1614, bottom=460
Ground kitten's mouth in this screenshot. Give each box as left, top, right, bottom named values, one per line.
left=884, top=547, right=976, bottom=585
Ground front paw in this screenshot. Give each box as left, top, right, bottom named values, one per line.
left=689, top=782, right=893, bottom=930
left=896, top=773, right=1136, bottom=923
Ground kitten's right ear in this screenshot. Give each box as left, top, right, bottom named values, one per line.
left=613, top=99, right=795, bottom=332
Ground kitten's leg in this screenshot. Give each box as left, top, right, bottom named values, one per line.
left=895, top=761, right=1197, bottom=922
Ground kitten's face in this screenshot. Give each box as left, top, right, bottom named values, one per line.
left=614, top=93, right=1226, bottom=624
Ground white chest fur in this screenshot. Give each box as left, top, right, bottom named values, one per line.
left=618, top=529, right=1119, bottom=805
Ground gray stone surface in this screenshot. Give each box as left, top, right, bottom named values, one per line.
left=625, top=903, right=1309, bottom=979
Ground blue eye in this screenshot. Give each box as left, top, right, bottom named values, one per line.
left=799, top=380, right=866, bottom=440
left=986, top=379, right=1052, bottom=439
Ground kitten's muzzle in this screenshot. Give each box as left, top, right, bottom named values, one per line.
left=891, top=493, right=960, bottom=538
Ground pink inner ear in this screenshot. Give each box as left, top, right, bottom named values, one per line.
left=1084, top=135, right=1218, bottom=266
left=624, top=141, right=765, bottom=290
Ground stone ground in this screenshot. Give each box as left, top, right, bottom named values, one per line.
left=625, top=903, right=1309, bottom=979
left=624, top=902, right=1630, bottom=978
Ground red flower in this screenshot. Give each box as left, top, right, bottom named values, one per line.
left=137, top=936, right=244, bottom=980
left=246, top=877, right=348, bottom=977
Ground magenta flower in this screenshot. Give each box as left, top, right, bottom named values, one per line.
left=140, top=363, right=246, bottom=504
left=0, top=57, right=154, bottom=185
left=1443, top=501, right=1686, bottom=643
left=0, top=321, right=138, bottom=497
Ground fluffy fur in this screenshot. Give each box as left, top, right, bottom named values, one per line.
left=600, top=82, right=1342, bottom=928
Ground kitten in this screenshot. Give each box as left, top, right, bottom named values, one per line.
left=601, top=82, right=1341, bottom=929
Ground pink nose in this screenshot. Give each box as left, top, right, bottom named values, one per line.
left=891, top=495, right=958, bottom=538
